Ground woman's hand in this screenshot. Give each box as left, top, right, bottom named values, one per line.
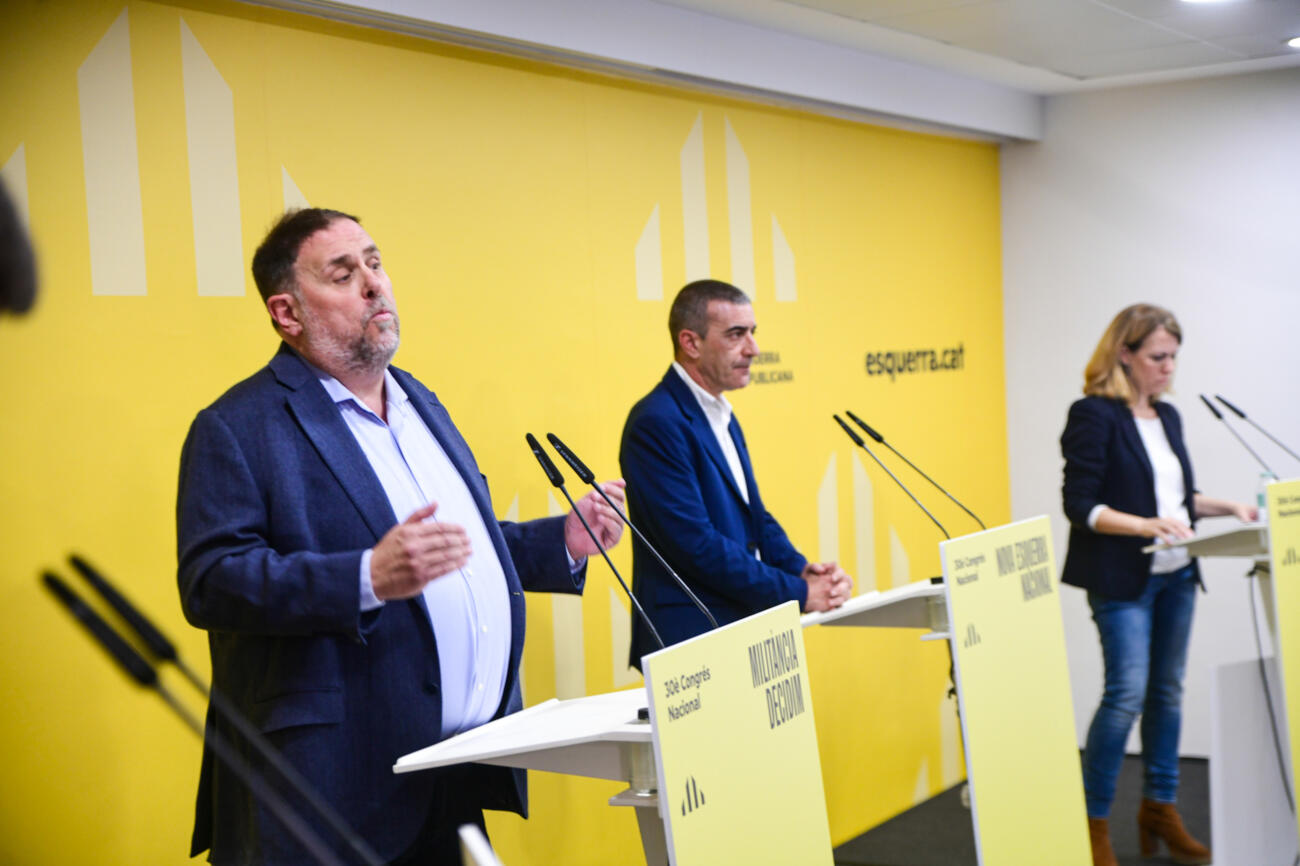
left=1193, top=493, right=1259, bottom=523
left=1228, top=501, right=1259, bottom=523
left=1138, top=516, right=1194, bottom=545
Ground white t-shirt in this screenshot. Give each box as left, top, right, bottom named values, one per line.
left=1134, top=414, right=1193, bottom=574
left=1085, top=412, right=1193, bottom=574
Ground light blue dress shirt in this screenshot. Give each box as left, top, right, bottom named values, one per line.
left=312, top=366, right=511, bottom=738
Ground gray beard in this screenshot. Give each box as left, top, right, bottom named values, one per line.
left=345, top=317, right=400, bottom=373
left=299, top=308, right=400, bottom=378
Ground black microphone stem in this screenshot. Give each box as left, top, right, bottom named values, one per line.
left=69, top=554, right=211, bottom=694
left=1200, top=394, right=1278, bottom=479
left=583, top=481, right=719, bottom=631
left=62, top=558, right=384, bottom=866
left=845, top=411, right=985, bottom=530
left=546, top=433, right=719, bottom=630
left=1246, top=419, right=1300, bottom=466
left=162, top=694, right=351, bottom=866
left=42, top=574, right=352, bottom=866
left=526, top=434, right=665, bottom=650
left=1216, top=395, right=1300, bottom=465
left=833, top=415, right=950, bottom=539
left=200, top=685, right=383, bottom=865
left=554, top=481, right=665, bottom=651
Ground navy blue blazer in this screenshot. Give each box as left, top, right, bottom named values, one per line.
left=177, top=345, right=581, bottom=864
left=619, top=368, right=807, bottom=666
left=1060, top=395, right=1200, bottom=601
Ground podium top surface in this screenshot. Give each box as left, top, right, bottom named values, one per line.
left=1141, top=521, right=1267, bottom=558
left=394, top=687, right=649, bottom=777
left=800, top=579, right=943, bottom=630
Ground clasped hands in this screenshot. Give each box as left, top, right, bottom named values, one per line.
left=801, top=561, right=853, bottom=613
left=369, top=480, right=627, bottom=601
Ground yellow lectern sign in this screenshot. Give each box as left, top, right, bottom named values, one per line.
left=642, top=601, right=832, bottom=866
left=940, top=516, right=1089, bottom=866
left=1265, top=479, right=1300, bottom=841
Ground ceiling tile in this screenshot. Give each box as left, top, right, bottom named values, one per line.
left=879, top=0, right=1184, bottom=61
left=1062, top=37, right=1242, bottom=76
left=658, top=0, right=1300, bottom=91
left=1214, top=31, right=1300, bottom=55
left=781, top=0, right=979, bottom=23
left=1151, top=1, right=1300, bottom=41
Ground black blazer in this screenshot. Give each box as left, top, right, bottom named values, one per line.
left=1059, top=396, right=1200, bottom=600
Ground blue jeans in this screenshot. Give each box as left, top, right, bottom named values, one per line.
left=1082, top=565, right=1198, bottom=818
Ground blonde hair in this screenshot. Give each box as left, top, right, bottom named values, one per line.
left=1083, top=304, right=1182, bottom=403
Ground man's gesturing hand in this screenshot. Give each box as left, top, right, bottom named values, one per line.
left=370, top=503, right=472, bottom=600
left=801, top=561, right=853, bottom=613
left=564, top=480, right=628, bottom=559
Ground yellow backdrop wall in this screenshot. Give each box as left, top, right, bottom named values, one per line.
left=0, top=1, right=1008, bottom=862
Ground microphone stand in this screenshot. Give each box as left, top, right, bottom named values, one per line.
left=1200, top=395, right=1278, bottom=479
left=41, top=573, right=352, bottom=866
left=1216, top=395, right=1300, bottom=465
left=524, top=434, right=665, bottom=650
left=546, top=433, right=719, bottom=630
left=65, top=555, right=385, bottom=866
left=833, top=415, right=950, bottom=540
left=832, top=415, right=964, bottom=788
left=845, top=410, right=985, bottom=530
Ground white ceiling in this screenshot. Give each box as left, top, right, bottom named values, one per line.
left=658, top=0, right=1300, bottom=92
left=255, top=0, right=1300, bottom=138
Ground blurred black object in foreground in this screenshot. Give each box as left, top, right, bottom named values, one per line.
left=0, top=178, right=36, bottom=315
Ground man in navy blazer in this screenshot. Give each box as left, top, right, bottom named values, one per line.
left=177, top=208, right=624, bottom=865
left=619, top=279, right=852, bottom=668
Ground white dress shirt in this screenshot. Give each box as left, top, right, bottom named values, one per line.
left=313, top=366, right=511, bottom=737
left=672, top=362, right=750, bottom=506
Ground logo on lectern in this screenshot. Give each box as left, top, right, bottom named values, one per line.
left=1284, top=547, right=1298, bottom=568
left=963, top=622, right=982, bottom=649
left=681, top=775, right=706, bottom=815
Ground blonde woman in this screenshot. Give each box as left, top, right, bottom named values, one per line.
left=1060, top=304, right=1255, bottom=866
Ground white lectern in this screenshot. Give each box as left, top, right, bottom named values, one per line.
left=392, top=686, right=660, bottom=863
left=802, top=518, right=1092, bottom=866
left=395, top=603, right=833, bottom=866
left=1148, top=520, right=1298, bottom=866
left=799, top=578, right=947, bottom=635
left=394, top=688, right=666, bottom=863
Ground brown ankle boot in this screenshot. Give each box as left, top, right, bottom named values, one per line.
left=1088, top=817, right=1117, bottom=866
left=1137, top=798, right=1211, bottom=864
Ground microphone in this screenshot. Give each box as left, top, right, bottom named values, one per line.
left=525, top=434, right=665, bottom=650
left=845, top=411, right=985, bottom=530
left=546, top=433, right=719, bottom=630
left=68, top=554, right=202, bottom=688
left=1216, top=394, right=1300, bottom=465
left=544, top=433, right=595, bottom=484
left=833, top=415, right=950, bottom=539
left=60, top=557, right=385, bottom=866
left=1200, top=394, right=1278, bottom=479
left=525, top=432, right=566, bottom=487
left=41, top=572, right=353, bottom=866
left=44, top=572, right=157, bottom=687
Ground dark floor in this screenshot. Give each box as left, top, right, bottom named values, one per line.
left=834, top=756, right=1209, bottom=866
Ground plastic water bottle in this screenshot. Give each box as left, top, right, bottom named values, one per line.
left=1258, top=473, right=1271, bottom=523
